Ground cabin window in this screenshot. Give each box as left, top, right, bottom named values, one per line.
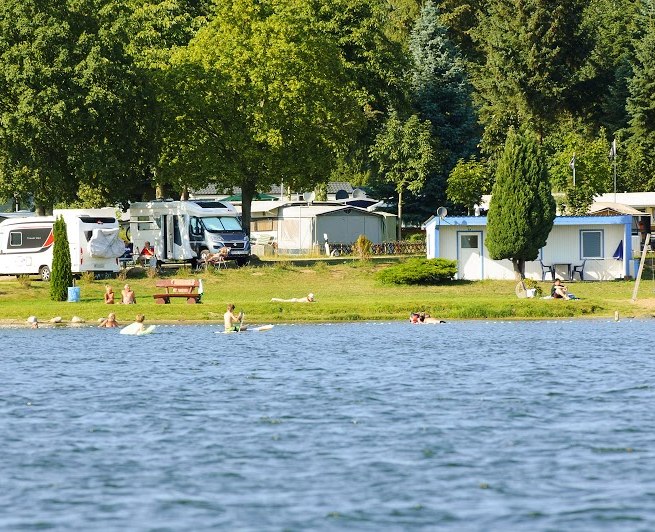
left=581, top=230, right=603, bottom=259
left=460, top=234, right=479, bottom=249
left=9, top=232, right=21, bottom=247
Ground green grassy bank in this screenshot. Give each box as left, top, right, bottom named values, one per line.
left=2, top=259, right=655, bottom=325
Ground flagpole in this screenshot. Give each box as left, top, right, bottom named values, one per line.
left=612, top=139, right=617, bottom=203
left=572, top=152, right=576, bottom=187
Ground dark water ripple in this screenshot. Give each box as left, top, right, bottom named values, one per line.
left=1, top=319, right=654, bottom=531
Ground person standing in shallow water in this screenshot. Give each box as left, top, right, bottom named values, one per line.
left=99, top=313, right=119, bottom=328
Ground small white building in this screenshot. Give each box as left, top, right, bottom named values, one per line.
left=423, top=215, right=632, bottom=281
left=245, top=200, right=396, bottom=254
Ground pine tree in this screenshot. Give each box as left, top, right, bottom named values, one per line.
left=471, top=0, right=590, bottom=154
left=625, top=11, right=655, bottom=190
left=486, top=128, right=556, bottom=279
left=50, top=216, right=73, bottom=301
left=405, top=0, right=479, bottom=221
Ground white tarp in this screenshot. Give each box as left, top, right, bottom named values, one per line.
left=88, top=228, right=125, bottom=258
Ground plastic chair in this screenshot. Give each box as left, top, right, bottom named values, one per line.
left=539, top=260, right=555, bottom=281
left=572, top=260, right=586, bottom=281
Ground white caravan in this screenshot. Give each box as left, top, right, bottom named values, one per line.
left=0, top=208, right=125, bottom=280
left=128, top=200, right=251, bottom=266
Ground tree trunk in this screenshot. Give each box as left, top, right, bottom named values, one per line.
left=512, top=258, right=526, bottom=280
left=397, top=188, right=403, bottom=241
left=180, top=186, right=189, bottom=200
left=240, top=178, right=257, bottom=238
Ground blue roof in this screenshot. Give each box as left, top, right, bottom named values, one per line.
left=424, top=215, right=632, bottom=228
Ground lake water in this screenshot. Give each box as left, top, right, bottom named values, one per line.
left=1, top=319, right=654, bottom=531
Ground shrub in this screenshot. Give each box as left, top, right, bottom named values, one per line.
left=376, top=258, right=457, bottom=285
left=17, top=275, right=31, bottom=288
left=79, top=271, right=95, bottom=283
left=50, top=216, right=73, bottom=301
left=353, top=234, right=372, bottom=260
left=522, top=278, right=543, bottom=297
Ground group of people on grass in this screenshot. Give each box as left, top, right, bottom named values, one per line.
left=104, top=284, right=136, bottom=305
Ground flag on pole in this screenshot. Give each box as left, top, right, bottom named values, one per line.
left=569, top=155, right=576, bottom=169
left=609, top=138, right=617, bottom=160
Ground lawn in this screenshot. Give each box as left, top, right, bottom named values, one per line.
left=2, top=259, right=655, bottom=325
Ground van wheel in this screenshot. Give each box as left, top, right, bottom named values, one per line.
left=39, top=266, right=51, bottom=281
left=199, top=249, right=210, bottom=261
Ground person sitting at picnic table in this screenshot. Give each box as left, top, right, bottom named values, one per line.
left=121, top=284, right=136, bottom=304
left=98, top=312, right=119, bottom=328
left=551, top=279, right=571, bottom=300
left=271, top=293, right=315, bottom=303
left=104, top=284, right=115, bottom=304
left=137, top=241, right=155, bottom=266
left=224, top=304, right=245, bottom=332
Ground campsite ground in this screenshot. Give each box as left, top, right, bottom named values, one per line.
left=1, top=258, right=655, bottom=325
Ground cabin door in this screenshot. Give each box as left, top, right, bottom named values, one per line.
left=458, top=231, right=483, bottom=280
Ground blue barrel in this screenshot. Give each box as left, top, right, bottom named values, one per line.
left=67, top=286, right=80, bottom=302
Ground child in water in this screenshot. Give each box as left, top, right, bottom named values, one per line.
left=98, top=312, right=119, bottom=328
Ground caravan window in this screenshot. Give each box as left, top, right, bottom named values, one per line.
left=136, top=216, right=157, bottom=231
left=581, top=230, right=603, bottom=259
left=202, top=216, right=243, bottom=232
left=9, top=232, right=22, bottom=247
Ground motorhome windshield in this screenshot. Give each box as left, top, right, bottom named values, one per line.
left=201, top=216, right=243, bottom=232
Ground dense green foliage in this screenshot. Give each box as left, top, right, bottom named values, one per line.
left=376, top=257, right=457, bottom=285
left=0, top=0, right=654, bottom=220
left=50, top=217, right=73, bottom=301
left=486, top=129, right=556, bottom=278
left=369, top=111, right=436, bottom=239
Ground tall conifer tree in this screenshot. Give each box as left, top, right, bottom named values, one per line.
left=486, top=128, right=556, bottom=279
left=625, top=11, right=655, bottom=190
left=50, top=217, right=73, bottom=302
left=406, top=0, right=478, bottom=220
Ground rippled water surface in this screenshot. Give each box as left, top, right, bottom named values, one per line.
left=1, top=319, right=654, bottom=531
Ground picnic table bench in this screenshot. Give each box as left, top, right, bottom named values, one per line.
left=153, top=279, right=202, bottom=304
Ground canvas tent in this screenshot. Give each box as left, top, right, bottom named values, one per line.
left=244, top=201, right=396, bottom=254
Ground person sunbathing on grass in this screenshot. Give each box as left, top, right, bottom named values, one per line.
left=271, top=293, right=315, bottom=303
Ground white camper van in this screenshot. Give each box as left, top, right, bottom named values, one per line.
left=0, top=209, right=125, bottom=280
left=129, top=200, right=251, bottom=266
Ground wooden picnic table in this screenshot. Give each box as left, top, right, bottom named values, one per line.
left=153, top=279, right=201, bottom=304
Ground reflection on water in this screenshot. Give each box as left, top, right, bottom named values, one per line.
left=1, top=320, right=654, bottom=530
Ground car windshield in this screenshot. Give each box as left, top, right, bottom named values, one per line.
left=201, top=216, right=243, bottom=232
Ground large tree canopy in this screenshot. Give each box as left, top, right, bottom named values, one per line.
left=164, top=0, right=365, bottom=234
left=0, top=0, right=156, bottom=212
left=471, top=0, right=591, bottom=155
left=486, top=128, right=556, bottom=278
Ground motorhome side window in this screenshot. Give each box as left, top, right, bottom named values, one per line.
left=136, top=216, right=157, bottom=231
left=190, top=217, right=203, bottom=236
left=9, top=232, right=22, bottom=247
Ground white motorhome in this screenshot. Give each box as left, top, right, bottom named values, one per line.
left=0, top=209, right=125, bottom=280
left=128, top=200, right=251, bottom=266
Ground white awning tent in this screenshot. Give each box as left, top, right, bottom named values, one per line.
left=242, top=201, right=397, bottom=254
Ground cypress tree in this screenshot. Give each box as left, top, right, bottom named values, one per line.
left=486, top=128, right=556, bottom=279
left=50, top=216, right=73, bottom=301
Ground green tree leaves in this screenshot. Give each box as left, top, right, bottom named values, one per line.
left=486, top=128, right=556, bottom=278
left=369, top=111, right=436, bottom=239
left=50, top=216, right=73, bottom=301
